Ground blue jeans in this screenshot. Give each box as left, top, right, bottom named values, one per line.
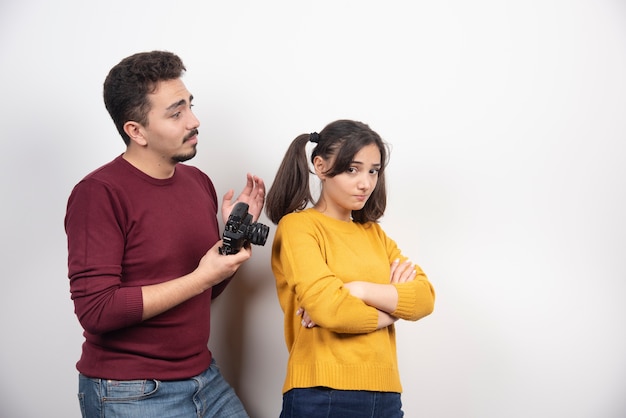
left=77, top=359, right=249, bottom=417
left=280, top=387, right=404, bottom=418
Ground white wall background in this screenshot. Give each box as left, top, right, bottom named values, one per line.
left=1, top=1, right=625, bottom=417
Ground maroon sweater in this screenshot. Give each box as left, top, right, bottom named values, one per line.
left=65, top=155, right=227, bottom=380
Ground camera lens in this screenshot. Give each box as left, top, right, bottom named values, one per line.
left=248, top=222, right=269, bottom=246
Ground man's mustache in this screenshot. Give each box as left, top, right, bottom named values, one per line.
left=184, top=129, right=199, bottom=142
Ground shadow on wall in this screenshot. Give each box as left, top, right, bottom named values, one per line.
left=209, top=277, right=248, bottom=386
left=209, top=258, right=275, bottom=399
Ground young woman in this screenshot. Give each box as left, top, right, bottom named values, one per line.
left=265, top=119, right=436, bottom=417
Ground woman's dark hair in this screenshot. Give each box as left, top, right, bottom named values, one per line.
left=103, top=50, right=186, bottom=145
left=265, top=119, right=389, bottom=224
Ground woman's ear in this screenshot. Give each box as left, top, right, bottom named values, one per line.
left=312, top=155, right=328, bottom=180
left=123, top=121, right=148, bottom=147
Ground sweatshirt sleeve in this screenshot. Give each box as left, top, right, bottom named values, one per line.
left=377, top=224, right=435, bottom=321
left=65, top=179, right=144, bottom=334
left=392, top=264, right=436, bottom=321
left=273, top=215, right=379, bottom=334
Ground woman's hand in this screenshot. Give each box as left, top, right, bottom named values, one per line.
left=297, top=259, right=416, bottom=329
left=389, top=259, right=416, bottom=284
left=296, top=307, right=317, bottom=328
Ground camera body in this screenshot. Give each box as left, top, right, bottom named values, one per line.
left=219, top=202, right=270, bottom=255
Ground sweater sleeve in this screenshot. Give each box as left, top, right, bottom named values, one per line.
left=274, top=215, right=379, bottom=334
left=65, top=179, right=144, bottom=334
left=392, top=264, right=436, bottom=321
left=378, top=224, right=436, bottom=321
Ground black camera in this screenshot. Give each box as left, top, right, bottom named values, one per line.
left=219, top=202, right=270, bottom=255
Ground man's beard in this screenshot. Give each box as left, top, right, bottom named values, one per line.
left=172, top=129, right=199, bottom=162
left=172, top=146, right=197, bottom=163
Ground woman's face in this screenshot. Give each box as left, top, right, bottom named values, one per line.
left=314, top=143, right=381, bottom=221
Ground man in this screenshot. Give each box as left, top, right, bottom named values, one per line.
left=65, top=50, right=264, bottom=417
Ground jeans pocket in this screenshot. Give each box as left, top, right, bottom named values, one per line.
left=103, top=379, right=159, bottom=402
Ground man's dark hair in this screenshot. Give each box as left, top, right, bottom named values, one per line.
left=103, top=51, right=186, bottom=145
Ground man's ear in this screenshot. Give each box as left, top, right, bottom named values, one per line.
left=123, top=121, right=148, bottom=146
left=312, top=155, right=327, bottom=180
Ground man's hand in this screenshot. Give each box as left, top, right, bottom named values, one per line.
left=192, top=240, right=252, bottom=292
left=141, top=241, right=252, bottom=321
left=222, top=173, right=266, bottom=223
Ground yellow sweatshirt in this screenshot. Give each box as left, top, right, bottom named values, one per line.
left=271, top=208, right=435, bottom=394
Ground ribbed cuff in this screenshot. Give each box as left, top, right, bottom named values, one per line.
left=391, top=283, right=414, bottom=319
